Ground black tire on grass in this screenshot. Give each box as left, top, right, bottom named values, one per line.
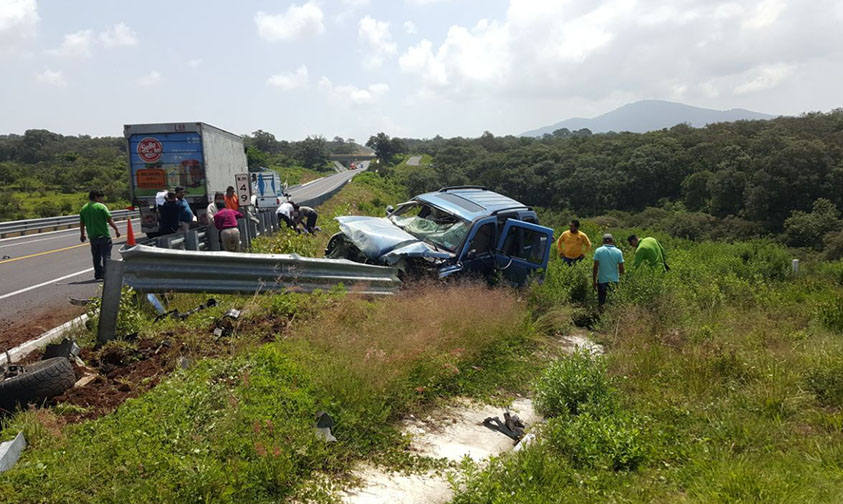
left=0, top=357, right=76, bottom=412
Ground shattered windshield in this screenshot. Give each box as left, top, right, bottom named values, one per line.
left=389, top=202, right=469, bottom=252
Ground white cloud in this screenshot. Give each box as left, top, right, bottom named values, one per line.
left=99, top=22, right=138, bottom=47
left=742, top=0, right=786, bottom=29
left=35, top=67, right=66, bottom=87
left=397, top=0, right=843, bottom=104
left=255, top=2, right=324, bottom=42
left=407, top=0, right=451, bottom=4
left=187, top=58, right=202, bottom=69
left=267, top=64, right=309, bottom=90
left=403, top=20, right=417, bottom=35
left=734, top=63, right=796, bottom=94
left=358, top=16, right=397, bottom=69
left=48, top=29, right=94, bottom=58
left=342, top=0, right=371, bottom=6
left=138, top=70, right=162, bottom=86
left=0, top=0, right=37, bottom=55
left=319, top=77, right=389, bottom=105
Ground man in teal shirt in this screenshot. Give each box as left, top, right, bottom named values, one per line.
left=80, top=190, right=121, bottom=280
left=627, top=235, right=669, bottom=271
left=592, top=233, right=624, bottom=306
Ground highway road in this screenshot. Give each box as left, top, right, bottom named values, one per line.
left=0, top=168, right=361, bottom=350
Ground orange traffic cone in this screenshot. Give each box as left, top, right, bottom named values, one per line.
left=126, top=217, right=136, bottom=246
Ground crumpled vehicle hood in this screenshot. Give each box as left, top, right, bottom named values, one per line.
left=336, top=215, right=453, bottom=265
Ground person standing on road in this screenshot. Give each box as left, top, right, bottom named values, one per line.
left=593, top=233, right=624, bottom=307
left=79, top=190, right=121, bottom=281
left=627, top=235, right=670, bottom=271
left=224, top=186, right=240, bottom=211
left=175, top=186, right=194, bottom=232
left=213, top=206, right=244, bottom=252
left=557, top=219, right=591, bottom=266
left=157, top=191, right=180, bottom=235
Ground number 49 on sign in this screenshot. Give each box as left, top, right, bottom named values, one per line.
left=235, top=173, right=252, bottom=205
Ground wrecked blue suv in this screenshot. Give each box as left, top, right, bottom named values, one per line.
left=325, top=186, right=554, bottom=285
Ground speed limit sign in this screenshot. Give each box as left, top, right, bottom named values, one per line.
left=235, top=173, right=252, bottom=206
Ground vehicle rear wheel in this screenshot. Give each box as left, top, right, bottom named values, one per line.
left=0, top=357, right=76, bottom=413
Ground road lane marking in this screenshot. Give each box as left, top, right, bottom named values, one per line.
left=0, top=268, right=94, bottom=301
left=0, top=242, right=89, bottom=264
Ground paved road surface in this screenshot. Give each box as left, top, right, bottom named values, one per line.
left=0, top=169, right=360, bottom=349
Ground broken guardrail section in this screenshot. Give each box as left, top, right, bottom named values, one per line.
left=96, top=245, right=401, bottom=343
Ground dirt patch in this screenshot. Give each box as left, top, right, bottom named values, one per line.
left=0, top=305, right=86, bottom=350
left=340, top=397, right=539, bottom=504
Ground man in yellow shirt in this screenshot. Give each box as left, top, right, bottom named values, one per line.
left=557, top=219, right=592, bottom=266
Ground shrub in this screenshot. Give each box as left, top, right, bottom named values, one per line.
left=544, top=410, right=646, bottom=471
left=533, top=350, right=614, bottom=417
left=805, top=356, right=843, bottom=407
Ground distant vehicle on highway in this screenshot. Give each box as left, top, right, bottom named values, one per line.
left=125, top=122, right=247, bottom=235
left=325, top=186, right=554, bottom=285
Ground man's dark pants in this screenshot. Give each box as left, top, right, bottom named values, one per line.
left=90, top=236, right=112, bottom=279
left=562, top=256, right=584, bottom=266
left=597, top=282, right=616, bottom=306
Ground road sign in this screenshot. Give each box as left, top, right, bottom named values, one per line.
left=235, top=173, right=252, bottom=206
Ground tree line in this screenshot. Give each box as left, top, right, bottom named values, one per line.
left=367, top=111, right=843, bottom=256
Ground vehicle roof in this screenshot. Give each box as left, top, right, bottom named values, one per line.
left=415, top=188, right=530, bottom=221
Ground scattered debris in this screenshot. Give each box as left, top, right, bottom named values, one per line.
left=154, top=298, right=217, bottom=322
left=0, top=432, right=26, bottom=473
left=145, top=294, right=166, bottom=315
left=315, top=411, right=337, bottom=442
left=482, top=410, right=526, bottom=441
left=212, top=309, right=241, bottom=340
left=513, top=432, right=536, bottom=452
left=73, top=375, right=97, bottom=389
left=68, top=297, right=92, bottom=306
left=1, top=255, right=10, bottom=260
left=42, top=338, right=81, bottom=360
left=0, top=357, right=76, bottom=412
left=177, top=356, right=191, bottom=370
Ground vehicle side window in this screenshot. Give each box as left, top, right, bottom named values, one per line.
left=501, top=226, right=548, bottom=264
left=468, top=223, right=494, bottom=255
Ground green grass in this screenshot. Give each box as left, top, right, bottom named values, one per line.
left=9, top=190, right=130, bottom=219
left=449, top=225, right=843, bottom=503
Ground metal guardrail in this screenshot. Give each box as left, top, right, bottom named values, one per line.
left=0, top=209, right=133, bottom=238
left=119, top=245, right=401, bottom=296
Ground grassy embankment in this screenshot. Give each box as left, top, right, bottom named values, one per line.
left=2, top=172, right=843, bottom=502
left=8, top=190, right=130, bottom=220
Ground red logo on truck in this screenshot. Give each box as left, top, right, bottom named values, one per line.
left=137, top=137, right=163, bottom=163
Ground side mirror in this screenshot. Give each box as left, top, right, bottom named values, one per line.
left=385, top=205, right=394, bottom=215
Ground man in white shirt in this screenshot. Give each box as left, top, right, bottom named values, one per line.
left=276, top=200, right=297, bottom=231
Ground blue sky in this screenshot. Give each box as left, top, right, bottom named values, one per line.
left=1, top=0, right=841, bottom=141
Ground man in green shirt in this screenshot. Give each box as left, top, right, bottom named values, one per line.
left=80, top=190, right=121, bottom=280
left=627, top=235, right=669, bottom=271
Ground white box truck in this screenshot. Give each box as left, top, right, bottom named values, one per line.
left=124, top=122, right=247, bottom=234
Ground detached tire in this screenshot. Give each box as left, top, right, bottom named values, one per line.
left=0, top=357, right=76, bottom=412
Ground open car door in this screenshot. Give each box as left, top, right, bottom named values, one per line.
left=494, top=219, right=554, bottom=285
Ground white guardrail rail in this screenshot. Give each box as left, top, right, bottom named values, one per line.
left=0, top=209, right=134, bottom=238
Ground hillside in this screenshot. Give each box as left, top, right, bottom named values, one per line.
left=521, top=99, right=776, bottom=136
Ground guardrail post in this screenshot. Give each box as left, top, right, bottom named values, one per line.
left=208, top=226, right=221, bottom=251
left=237, top=217, right=250, bottom=251
left=186, top=229, right=199, bottom=250
left=96, top=259, right=125, bottom=345
left=270, top=211, right=279, bottom=233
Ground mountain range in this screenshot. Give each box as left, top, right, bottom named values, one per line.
left=521, top=100, right=776, bottom=137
